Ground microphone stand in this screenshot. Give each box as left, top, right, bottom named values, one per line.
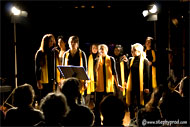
left=53, top=48, right=57, bottom=92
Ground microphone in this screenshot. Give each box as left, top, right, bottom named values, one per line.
left=166, top=48, right=172, bottom=52
left=95, top=57, right=99, bottom=61
left=52, top=46, right=59, bottom=52
left=95, top=52, right=102, bottom=61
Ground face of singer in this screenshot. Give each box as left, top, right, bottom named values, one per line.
left=58, top=39, right=65, bottom=48
left=69, top=40, right=78, bottom=51
left=131, top=48, right=140, bottom=57
left=49, top=37, right=55, bottom=48
left=114, top=48, right=120, bottom=56
left=99, top=46, right=107, bottom=57
left=145, top=39, right=151, bottom=48
left=92, top=45, right=98, bottom=54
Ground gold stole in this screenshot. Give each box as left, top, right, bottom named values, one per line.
left=64, top=49, right=85, bottom=94
left=40, top=55, right=60, bottom=84
left=96, top=55, right=114, bottom=92
left=120, top=61, right=125, bottom=96
left=145, top=49, right=157, bottom=89
left=126, top=56, right=144, bottom=105
left=64, top=49, right=83, bottom=66
left=87, top=54, right=95, bottom=94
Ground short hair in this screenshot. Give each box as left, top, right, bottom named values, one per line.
left=13, top=83, right=35, bottom=107
left=146, top=36, right=153, bottom=41
left=40, top=92, right=70, bottom=120
left=114, top=44, right=124, bottom=55
left=61, top=77, right=81, bottom=100
left=98, top=44, right=108, bottom=53
left=57, top=35, right=64, bottom=40
left=68, top=36, right=79, bottom=44
left=131, top=43, right=144, bottom=53
left=100, top=95, right=125, bottom=125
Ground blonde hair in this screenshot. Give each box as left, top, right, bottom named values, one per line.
left=131, top=43, right=143, bottom=53
left=146, top=36, right=153, bottom=41
left=131, top=43, right=146, bottom=58
left=98, top=44, right=108, bottom=53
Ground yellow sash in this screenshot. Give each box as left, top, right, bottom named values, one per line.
left=96, top=56, right=114, bottom=92
left=64, top=49, right=83, bottom=66
left=126, top=56, right=144, bottom=105
left=145, top=49, right=157, bottom=89
left=87, top=54, right=95, bottom=94
left=64, top=49, right=85, bottom=94
left=120, top=61, right=126, bottom=96
left=40, top=54, right=60, bottom=84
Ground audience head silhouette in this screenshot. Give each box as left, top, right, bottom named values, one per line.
left=13, top=83, right=35, bottom=107
left=179, top=76, right=189, bottom=97
left=61, top=77, right=81, bottom=104
left=40, top=92, right=70, bottom=126
left=5, top=84, right=43, bottom=126
left=100, top=95, right=125, bottom=126
left=60, top=77, right=95, bottom=126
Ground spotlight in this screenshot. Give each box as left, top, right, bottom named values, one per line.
left=11, top=6, right=21, bottom=16
left=20, top=11, right=28, bottom=17
left=107, top=5, right=111, bottom=8
left=11, top=6, right=28, bottom=17
left=149, top=4, right=157, bottom=14
left=81, top=5, right=85, bottom=8
left=142, top=4, right=158, bottom=21
left=10, top=5, right=28, bottom=88
left=142, top=10, right=149, bottom=17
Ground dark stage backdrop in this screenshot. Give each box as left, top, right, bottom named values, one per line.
left=1, top=1, right=189, bottom=92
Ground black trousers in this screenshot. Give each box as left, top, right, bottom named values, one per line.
left=129, top=90, right=143, bottom=119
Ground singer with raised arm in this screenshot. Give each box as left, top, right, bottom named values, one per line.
left=62, top=35, right=87, bottom=104
left=35, top=34, right=60, bottom=101
left=94, top=44, right=120, bottom=126
left=125, top=43, right=150, bottom=122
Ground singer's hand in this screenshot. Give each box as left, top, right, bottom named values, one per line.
left=148, top=61, right=152, bottom=66
left=118, top=84, right=124, bottom=91
left=37, top=81, right=43, bottom=90
left=99, top=52, right=102, bottom=57
left=121, top=55, right=128, bottom=62
left=97, top=53, right=102, bottom=62
left=144, top=89, right=149, bottom=93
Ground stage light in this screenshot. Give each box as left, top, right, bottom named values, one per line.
left=10, top=5, right=28, bottom=88
left=21, top=11, right=28, bottom=17
left=11, top=6, right=21, bottom=16
left=11, top=6, right=28, bottom=17
left=149, top=5, right=157, bottom=14
left=172, top=18, right=178, bottom=26
left=142, top=10, right=149, bottom=17
left=81, top=5, right=85, bottom=8
left=142, top=4, right=158, bottom=21
left=107, top=5, right=111, bottom=8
